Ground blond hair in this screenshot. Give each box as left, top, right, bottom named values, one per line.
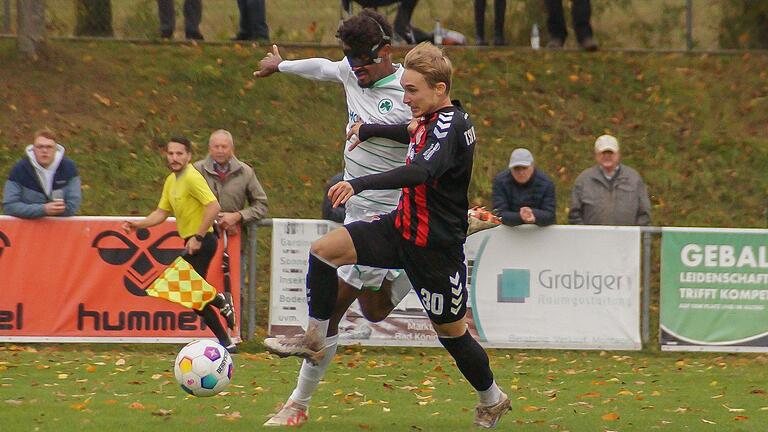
left=403, top=42, right=453, bottom=92
left=33, top=128, right=57, bottom=142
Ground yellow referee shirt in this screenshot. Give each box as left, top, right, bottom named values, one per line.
left=158, top=165, right=217, bottom=239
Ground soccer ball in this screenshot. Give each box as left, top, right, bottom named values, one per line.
left=174, top=339, right=233, bottom=397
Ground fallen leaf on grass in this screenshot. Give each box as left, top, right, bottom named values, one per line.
left=522, top=405, right=545, bottom=412
left=215, top=411, right=242, bottom=421
left=602, top=412, right=620, bottom=421
left=5, top=399, right=23, bottom=406
left=734, top=415, right=749, bottom=421
left=93, top=93, right=112, bottom=107
left=152, top=409, right=173, bottom=417
left=129, top=402, right=145, bottom=410
left=722, top=404, right=745, bottom=412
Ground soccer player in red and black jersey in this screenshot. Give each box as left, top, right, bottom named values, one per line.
left=264, top=42, right=510, bottom=429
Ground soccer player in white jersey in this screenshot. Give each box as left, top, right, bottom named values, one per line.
left=254, top=10, right=413, bottom=427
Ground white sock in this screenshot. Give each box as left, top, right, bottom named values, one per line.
left=306, top=317, right=330, bottom=345
left=478, top=381, right=502, bottom=406
left=289, top=334, right=339, bottom=406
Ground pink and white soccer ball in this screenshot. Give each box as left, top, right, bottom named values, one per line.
left=174, top=339, right=233, bottom=397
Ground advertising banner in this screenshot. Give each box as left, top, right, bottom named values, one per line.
left=0, top=216, right=240, bottom=343
left=269, top=220, right=641, bottom=350
left=660, top=227, right=768, bottom=352
left=268, top=218, right=444, bottom=347
left=469, top=225, right=641, bottom=350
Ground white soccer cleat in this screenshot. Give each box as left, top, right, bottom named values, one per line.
left=263, top=400, right=309, bottom=427
left=264, top=336, right=326, bottom=365
left=339, top=323, right=372, bottom=340
left=473, top=392, right=511, bottom=428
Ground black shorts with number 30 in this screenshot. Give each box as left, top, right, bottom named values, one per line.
left=345, top=213, right=468, bottom=324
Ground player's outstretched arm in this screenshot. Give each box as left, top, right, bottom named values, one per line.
left=255, top=49, right=345, bottom=82
left=254, top=44, right=283, bottom=78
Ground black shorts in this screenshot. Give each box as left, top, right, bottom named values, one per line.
left=345, top=214, right=467, bottom=324
left=182, top=232, right=218, bottom=278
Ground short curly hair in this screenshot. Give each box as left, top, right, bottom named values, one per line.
left=337, top=9, right=393, bottom=54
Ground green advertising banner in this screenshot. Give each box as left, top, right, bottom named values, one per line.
left=661, top=228, right=768, bottom=352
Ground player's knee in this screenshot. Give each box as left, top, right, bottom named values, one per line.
left=432, top=318, right=467, bottom=338
left=360, top=306, right=390, bottom=323
left=309, top=239, right=333, bottom=261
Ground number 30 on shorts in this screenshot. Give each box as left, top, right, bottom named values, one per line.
left=419, top=288, right=444, bottom=315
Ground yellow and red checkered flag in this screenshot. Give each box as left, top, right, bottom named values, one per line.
left=146, top=257, right=217, bottom=311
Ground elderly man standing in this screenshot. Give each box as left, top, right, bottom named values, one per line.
left=492, top=148, right=556, bottom=227
left=569, top=135, right=651, bottom=226
left=3, top=129, right=81, bottom=218
left=193, top=129, right=268, bottom=235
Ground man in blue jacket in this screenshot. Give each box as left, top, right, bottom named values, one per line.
left=492, top=148, right=556, bottom=226
left=3, top=129, right=81, bottom=218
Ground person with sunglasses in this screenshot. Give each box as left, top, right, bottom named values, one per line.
left=254, top=9, right=414, bottom=427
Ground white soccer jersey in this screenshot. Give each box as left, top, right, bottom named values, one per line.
left=279, top=58, right=411, bottom=213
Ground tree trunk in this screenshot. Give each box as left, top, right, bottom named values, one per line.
left=75, top=0, right=113, bottom=37
left=17, top=0, right=46, bottom=59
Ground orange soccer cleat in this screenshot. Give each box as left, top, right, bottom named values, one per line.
left=467, top=207, right=501, bottom=236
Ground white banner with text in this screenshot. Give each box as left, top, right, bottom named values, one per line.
left=268, top=220, right=642, bottom=350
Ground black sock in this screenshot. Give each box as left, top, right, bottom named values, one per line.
left=307, top=253, right=338, bottom=320
left=197, top=305, right=231, bottom=346
left=439, top=330, right=494, bottom=391
left=209, top=293, right=224, bottom=308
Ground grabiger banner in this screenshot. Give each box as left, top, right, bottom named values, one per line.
left=269, top=220, right=642, bottom=350
left=0, top=216, right=240, bottom=342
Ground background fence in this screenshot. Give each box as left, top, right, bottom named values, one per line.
left=1, top=0, right=766, bottom=51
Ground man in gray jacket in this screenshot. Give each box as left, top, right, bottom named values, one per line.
left=194, top=130, right=268, bottom=235
left=568, top=135, right=651, bottom=226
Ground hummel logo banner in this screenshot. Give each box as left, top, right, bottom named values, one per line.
left=0, top=216, right=240, bottom=342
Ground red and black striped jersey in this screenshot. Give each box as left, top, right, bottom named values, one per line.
left=394, top=104, right=477, bottom=247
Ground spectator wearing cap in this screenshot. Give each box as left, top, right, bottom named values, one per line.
left=492, top=148, right=556, bottom=227
left=568, top=135, right=651, bottom=226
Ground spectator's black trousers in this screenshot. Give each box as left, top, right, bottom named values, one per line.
left=237, top=0, right=269, bottom=40
left=544, top=0, right=593, bottom=43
